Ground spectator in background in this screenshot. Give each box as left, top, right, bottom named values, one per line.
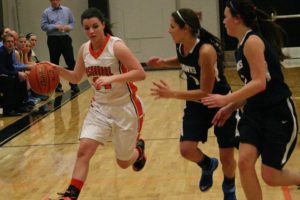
left=26, top=33, right=40, bottom=63
left=15, top=34, right=26, bottom=64
left=6, top=30, right=36, bottom=72
left=41, top=0, right=79, bottom=93
left=0, top=34, right=31, bottom=116
left=0, top=29, right=3, bottom=46
left=25, top=33, right=49, bottom=101
left=13, top=33, right=41, bottom=106
left=0, top=27, right=11, bottom=47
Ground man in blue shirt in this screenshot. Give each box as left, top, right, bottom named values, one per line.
left=41, top=0, right=79, bottom=93
left=0, top=34, right=30, bottom=116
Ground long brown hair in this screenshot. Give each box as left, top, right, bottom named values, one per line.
left=226, top=0, right=287, bottom=60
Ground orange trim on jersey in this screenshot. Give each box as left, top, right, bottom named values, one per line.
left=132, top=95, right=144, bottom=133
left=89, top=34, right=111, bottom=59
left=120, top=63, right=138, bottom=95
left=119, top=63, right=143, bottom=133
left=120, top=63, right=128, bottom=73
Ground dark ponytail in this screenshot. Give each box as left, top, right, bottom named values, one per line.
left=199, top=27, right=224, bottom=60
left=254, top=9, right=288, bottom=60
left=226, top=0, right=287, bottom=60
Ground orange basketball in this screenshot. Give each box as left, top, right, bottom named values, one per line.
left=28, top=63, right=59, bottom=95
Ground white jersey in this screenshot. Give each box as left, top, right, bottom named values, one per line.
left=81, top=36, right=144, bottom=159
left=82, top=35, right=138, bottom=104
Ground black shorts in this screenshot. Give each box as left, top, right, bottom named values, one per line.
left=180, top=102, right=239, bottom=148
left=239, top=98, right=298, bottom=170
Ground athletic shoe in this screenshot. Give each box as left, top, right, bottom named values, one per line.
left=31, top=90, right=49, bottom=101
left=3, top=110, right=22, bottom=117
left=55, top=84, right=64, bottom=93
left=27, top=96, right=41, bottom=106
left=222, top=182, right=237, bottom=200
left=44, top=195, right=74, bottom=200
left=52, top=185, right=80, bottom=200
left=199, top=157, right=219, bottom=191
left=70, top=84, right=80, bottom=93
left=132, top=139, right=146, bottom=171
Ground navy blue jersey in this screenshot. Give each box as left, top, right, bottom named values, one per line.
left=176, top=39, right=231, bottom=98
left=235, top=31, right=291, bottom=108
left=176, top=39, right=238, bottom=147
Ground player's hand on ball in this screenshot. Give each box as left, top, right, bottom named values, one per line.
left=39, top=61, right=61, bottom=73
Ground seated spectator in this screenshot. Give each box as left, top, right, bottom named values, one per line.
left=11, top=32, right=41, bottom=105
left=0, top=27, right=11, bottom=47
left=25, top=33, right=49, bottom=101
left=0, top=34, right=32, bottom=116
left=8, top=30, right=36, bottom=71
left=0, top=29, right=3, bottom=46
left=26, top=33, right=39, bottom=63
left=15, top=34, right=26, bottom=64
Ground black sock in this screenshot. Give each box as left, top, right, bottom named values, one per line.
left=197, top=154, right=211, bottom=170
left=223, top=176, right=235, bottom=188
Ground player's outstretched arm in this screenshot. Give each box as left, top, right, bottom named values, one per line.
left=41, top=45, right=86, bottom=84
left=147, top=56, right=179, bottom=68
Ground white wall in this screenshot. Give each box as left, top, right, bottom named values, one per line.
left=178, top=0, right=220, bottom=37
left=109, top=0, right=176, bottom=63
left=109, top=0, right=220, bottom=63
left=2, top=0, right=88, bottom=66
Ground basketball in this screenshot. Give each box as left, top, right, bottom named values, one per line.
left=28, top=63, right=59, bottom=95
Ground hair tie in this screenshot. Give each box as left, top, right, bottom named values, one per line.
left=176, top=10, right=186, bottom=23
left=229, top=0, right=239, bottom=14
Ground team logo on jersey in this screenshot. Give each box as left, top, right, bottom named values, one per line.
left=87, top=66, right=113, bottom=91
left=181, top=64, right=197, bottom=74
left=86, top=66, right=113, bottom=77
left=236, top=60, right=243, bottom=71
left=188, top=75, right=200, bottom=86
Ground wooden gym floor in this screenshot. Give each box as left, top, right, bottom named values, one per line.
left=0, top=68, right=300, bottom=199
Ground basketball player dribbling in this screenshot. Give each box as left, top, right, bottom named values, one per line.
left=44, top=7, right=146, bottom=200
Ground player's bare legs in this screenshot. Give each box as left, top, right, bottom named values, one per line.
left=116, top=139, right=146, bottom=170
left=219, top=147, right=236, bottom=200
left=72, top=139, right=100, bottom=181
left=54, top=139, right=100, bottom=200
left=261, top=165, right=300, bottom=186
left=238, top=143, right=262, bottom=200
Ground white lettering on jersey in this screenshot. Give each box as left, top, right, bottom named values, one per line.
left=181, top=64, right=197, bottom=74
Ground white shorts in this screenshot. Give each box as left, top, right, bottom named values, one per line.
left=80, top=96, right=144, bottom=161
